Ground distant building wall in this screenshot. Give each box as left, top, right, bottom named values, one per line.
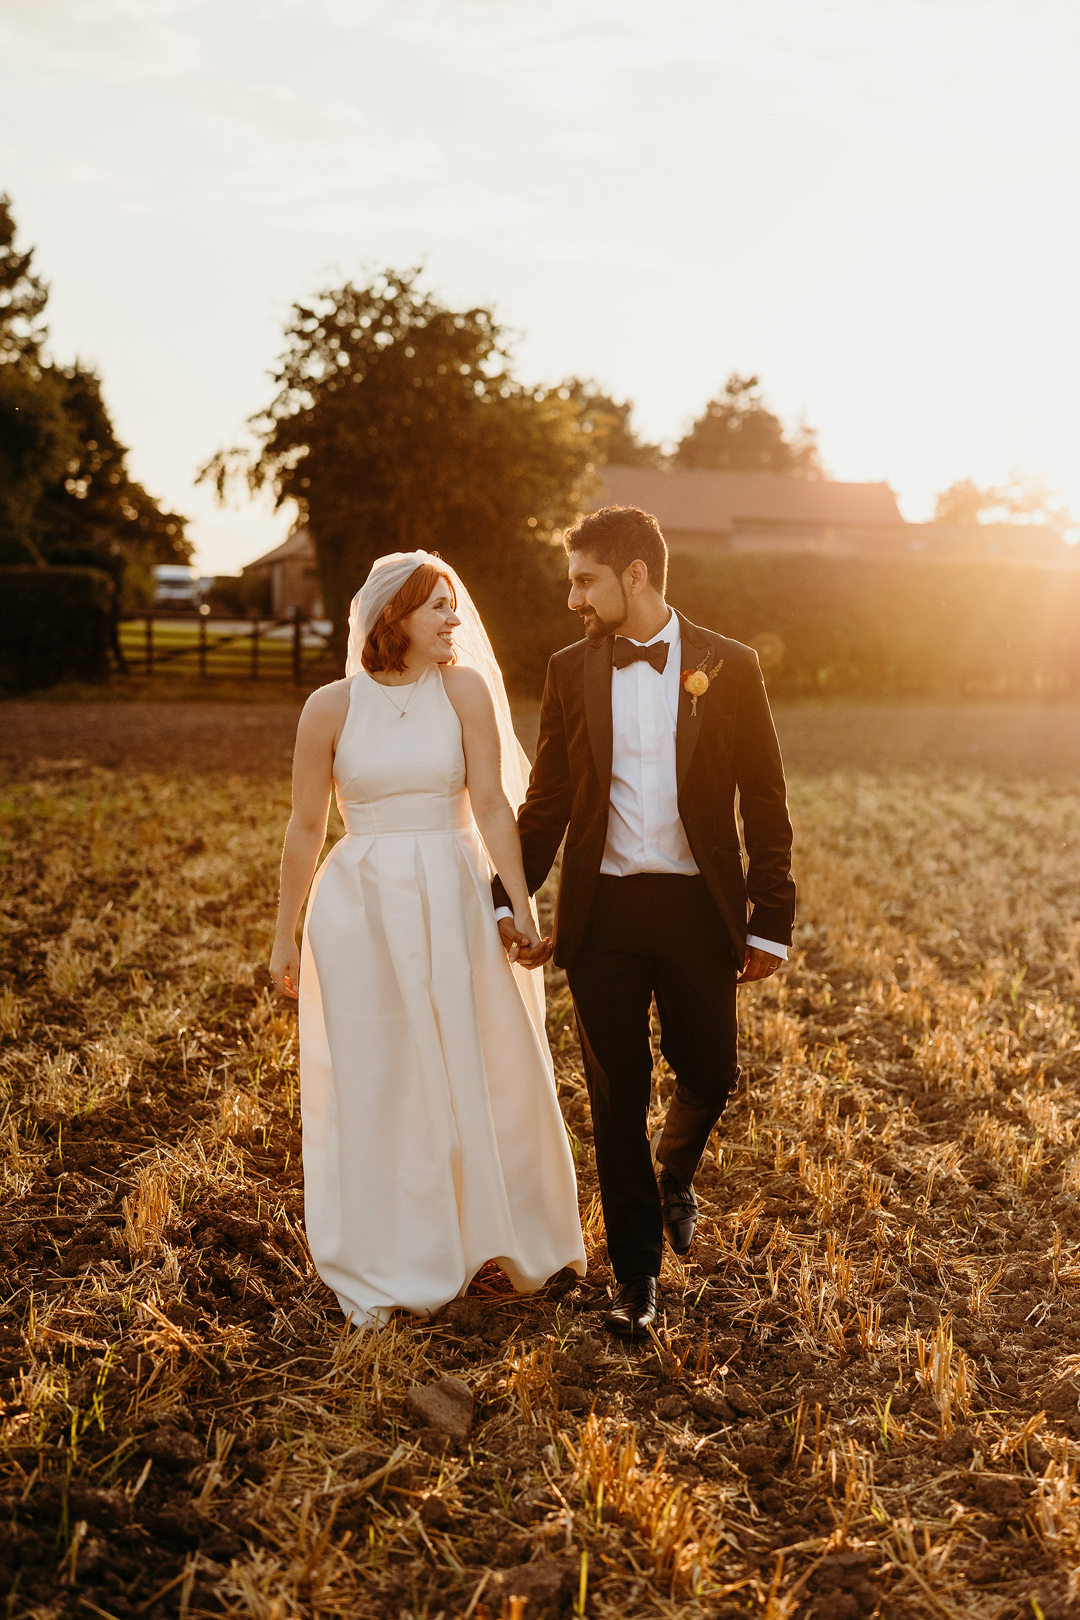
left=242, top=527, right=324, bottom=616
left=265, top=557, right=323, bottom=617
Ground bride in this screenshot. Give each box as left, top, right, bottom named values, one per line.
left=270, top=551, right=586, bottom=1327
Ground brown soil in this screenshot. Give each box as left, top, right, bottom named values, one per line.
left=0, top=700, right=304, bottom=776
left=4, top=697, right=1080, bottom=779
left=774, top=701, right=1080, bottom=780
left=2, top=718, right=1080, bottom=1618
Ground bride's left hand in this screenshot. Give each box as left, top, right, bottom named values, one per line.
left=498, top=915, right=553, bottom=970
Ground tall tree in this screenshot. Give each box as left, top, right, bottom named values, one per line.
left=203, top=269, right=594, bottom=672
left=0, top=197, right=189, bottom=592
left=0, top=192, right=47, bottom=366
left=935, top=470, right=1076, bottom=539
left=0, top=192, right=62, bottom=562
left=561, top=381, right=664, bottom=467
left=932, top=478, right=986, bottom=525
left=673, top=373, right=822, bottom=476
left=37, top=363, right=191, bottom=584
left=0, top=364, right=77, bottom=564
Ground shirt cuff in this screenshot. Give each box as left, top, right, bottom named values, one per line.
left=746, top=935, right=788, bottom=960
left=494, top=906, right=514, bottom=922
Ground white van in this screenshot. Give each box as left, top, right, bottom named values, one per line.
left=153, top=565, right=198, bottom=608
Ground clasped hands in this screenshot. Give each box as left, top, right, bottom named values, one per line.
left=498, top=915, right=553, bottom=969
left=497, top=928, right=780, bottom=980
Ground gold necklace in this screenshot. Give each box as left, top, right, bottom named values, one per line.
left=372, top=677, right=419, bottom=719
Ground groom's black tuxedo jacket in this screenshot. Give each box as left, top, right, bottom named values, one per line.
left=495, top=610, right=796, bottom=970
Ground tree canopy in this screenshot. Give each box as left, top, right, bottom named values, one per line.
left=37, top=363, right=190, bottom=584
left=0, top=192, right=47, bottom=367
left=0, top=195, right=189, bottom=595
left=560, top=382, right=664, bottom=468
left=0, top=365, right=76, bottom=565
left=934, top=470, right=1077, bottom=539
left=203, top=268, right=595, bottom=674
left=672, top=373, right=822, bottom=476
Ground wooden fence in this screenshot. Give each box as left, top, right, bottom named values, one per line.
left=118, top=612, right=337, bottom=685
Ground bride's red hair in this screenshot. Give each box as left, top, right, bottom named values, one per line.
left=362, top=562, right=457, bottom=675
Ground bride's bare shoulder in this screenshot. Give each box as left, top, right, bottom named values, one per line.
left=440, top=663, right=488, bottom=695
left=440, top=663, right=492, bottom=715
left=298, top=677, right=352, bottom=735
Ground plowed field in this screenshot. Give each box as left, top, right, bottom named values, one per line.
left=2, top=705, right=1080, bottom=1619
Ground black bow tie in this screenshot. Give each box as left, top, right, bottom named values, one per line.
left=613, top=637, right=669, bottom=674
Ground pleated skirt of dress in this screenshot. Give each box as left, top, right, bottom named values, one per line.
left=298, top=819, right=586, bottom=1329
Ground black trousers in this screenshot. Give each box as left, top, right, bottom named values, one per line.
left=566, top=873, right=740, bottom=1282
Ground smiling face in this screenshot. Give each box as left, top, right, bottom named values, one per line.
left=403, top=577, right=461, bottom=666
left=567, top=549, right=631, bottom=640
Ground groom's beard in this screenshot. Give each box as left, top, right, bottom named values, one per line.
left=579, top=587, right=629, bottom=642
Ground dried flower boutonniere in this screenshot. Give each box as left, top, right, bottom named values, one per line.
left=682, top=652, right=724, bottom=717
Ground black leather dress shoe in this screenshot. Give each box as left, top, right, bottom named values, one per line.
left=658, top=1167, right=698, bottom=1254
left=604, top=1275, right=658, bottom=1338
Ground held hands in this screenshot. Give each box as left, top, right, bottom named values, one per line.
left=270, top=937, right=301, bottom=999
left=498, top=914, right=554, bottom=970
left=738, top=944, right=784, bottom=984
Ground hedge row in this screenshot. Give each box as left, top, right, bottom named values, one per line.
left=493, top=550, right=1080, bottom=701
left=668, top=553, right=1080, bottom=699
left=0, top=566, right=114, bottom=694
left=5, top=552, right=1079, bottom=702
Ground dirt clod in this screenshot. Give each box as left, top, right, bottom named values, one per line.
left=491, top=1552, right=578, bottom=1612
left=138, top=1426, right=204, bottom=1469
left=406, top=1375, right=475, bottom=1442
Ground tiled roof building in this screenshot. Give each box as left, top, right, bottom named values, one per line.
left=597, top=467, right=903, bottom=554
left=596, top=467, right=1076, bottom=564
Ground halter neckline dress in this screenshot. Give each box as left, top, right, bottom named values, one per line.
left=298, top=665, right=586, bottom=1326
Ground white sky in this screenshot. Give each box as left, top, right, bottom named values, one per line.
left=1, top=0, right=1078, bottom=575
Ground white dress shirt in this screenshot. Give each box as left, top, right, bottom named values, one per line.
left=498, top=608, right=787, bottom=960
left=602, top=611, right=696, bottom=876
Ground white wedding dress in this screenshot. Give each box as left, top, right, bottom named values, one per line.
left=298, top=663, right=586, bottom=1327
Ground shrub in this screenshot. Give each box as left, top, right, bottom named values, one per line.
left=0, top=566, right=114, bottom=693
left=206, top=573, right=272, bottom=617
left=507, top=551, right=1080, bottom=700
left=665, top=553, right=1080, bottom=699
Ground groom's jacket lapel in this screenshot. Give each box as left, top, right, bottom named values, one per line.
left=674, top=611, right=720, bottom=797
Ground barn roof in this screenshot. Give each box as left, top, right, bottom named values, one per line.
left=596, top=467, right=904, bottom=531
left=243, top=526, right=314, bottom=571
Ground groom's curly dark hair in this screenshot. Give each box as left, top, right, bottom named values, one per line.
left=563, top=504, right=668, bottom=594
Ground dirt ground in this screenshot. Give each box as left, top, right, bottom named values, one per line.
left=2, top=702, right=1080, bottom=1619
left=0, top=700, right=306, bottom=776
left=4, top=698, right=1080, bottom=778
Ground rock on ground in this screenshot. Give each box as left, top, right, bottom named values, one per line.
left=405, top=1376, right=474, bottom=1443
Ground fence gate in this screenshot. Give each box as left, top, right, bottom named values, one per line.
left=119, top=612, right=336, bottom=685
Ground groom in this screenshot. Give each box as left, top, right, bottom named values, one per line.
left=495, top=505, right=795, bottom=1336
